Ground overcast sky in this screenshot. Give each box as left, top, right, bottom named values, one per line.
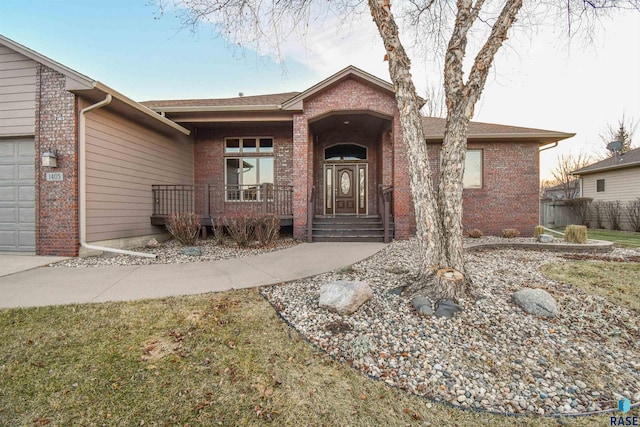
left=1, top=0, right=639, bottom=179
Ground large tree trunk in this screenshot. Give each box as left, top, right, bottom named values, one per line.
left=368, top=0, right=453, bottom=296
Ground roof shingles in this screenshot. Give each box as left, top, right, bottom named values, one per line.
left=572, top=146, right=640, bottom=175
left=141, top=92, right=300, bottom=108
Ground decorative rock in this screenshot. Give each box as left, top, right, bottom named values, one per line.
left=319, top=280, right=373, bottom=315
left=575, top=380, right=586, bottom=389
left=388, top=286, right=405, bottom=296
left=537, top=234, right=554, bottom=243
left=435, top=300, right=462, bottom=318
left=145, top=238, right=161, bottom=248
left=457, top=395, right=466, bottom=403
left=412, top=296, right=434, bottom=316
left=181, top=246, right=202, bottom=256
left=512, top=288, right=558, bottom=318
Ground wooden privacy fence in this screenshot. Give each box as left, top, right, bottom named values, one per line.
left=539, top=199, right=579, bottom=228
left=152, top=184, right=294, bottom=222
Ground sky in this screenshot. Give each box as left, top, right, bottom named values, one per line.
left=1, top=0, right=639, bottom=180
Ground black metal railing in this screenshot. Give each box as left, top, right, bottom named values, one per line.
left=152, top=184, right=293, bottom=218
left=378, top=185, right=393, bottom=243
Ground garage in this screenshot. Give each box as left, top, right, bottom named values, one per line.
left=0, top=138, right=35, bottom=252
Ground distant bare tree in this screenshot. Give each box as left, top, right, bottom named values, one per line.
left=545, top=152, right=592, bottom=199
left=422, top=81, right=446, bottom=118
left=600, top=114, right=638, bottom=156
left=625, top=198, right=640, bottom=232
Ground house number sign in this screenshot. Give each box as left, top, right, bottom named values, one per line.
left=45, top=172, right=64, bottom=182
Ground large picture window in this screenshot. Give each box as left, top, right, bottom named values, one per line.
left=225, top=137, right=274, bottom=201
left=439, top=149, right=483, bottom=189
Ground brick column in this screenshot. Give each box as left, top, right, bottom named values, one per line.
left=292, top=114, right=309, bottom=240
left=35, top=64, right=79, bottom=256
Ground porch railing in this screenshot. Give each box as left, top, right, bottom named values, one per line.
left=378, top=185, right=393, bottom=243
left=152, top=184, right=294, bottom=219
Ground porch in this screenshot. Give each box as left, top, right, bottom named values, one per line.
left=150, top=184, right=294, bottom=227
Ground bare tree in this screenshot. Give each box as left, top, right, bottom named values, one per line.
left=422, top=81, right=446, bottom=118
left=600, top=114, right=638, bottom=156
left=156, top=0, right=640, bottom=302
left=545, top=152, right=592, bottom=199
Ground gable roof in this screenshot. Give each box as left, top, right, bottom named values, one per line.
left=422, top=117, right=575, bottom=145
left=281, top=66, right=395, bottom=111
left=0, top=34, right=190, bottom=136
left=572, top=146, right=640, bottom=175
left=141, top=92, right=300, bottom=112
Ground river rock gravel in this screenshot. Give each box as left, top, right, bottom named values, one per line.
left=260, top=238, right=640, bottom=415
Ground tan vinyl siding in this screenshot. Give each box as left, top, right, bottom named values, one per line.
left=85, top=105, right=193, bottom=242
left=581, top=168, right=640, bottom=202
left=0, top=45, right=37, bottom=136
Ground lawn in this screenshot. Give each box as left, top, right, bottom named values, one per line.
left=0, top=289, right=624, bottom=426
left=555, top=227, right=640, bottom=248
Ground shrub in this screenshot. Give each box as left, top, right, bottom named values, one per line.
left=224, top=214, right=256, bottom=248
left=626, top=198, right=640, bottom=232
left=564, top=224, right=588, bottom=244
left=591, top=202, right=605, bottom=229
left=604, top=201, right=622, bottom=230
left=533, top=225, right=545, bottom=239
left=212, top=216, right=226, bottom=245
left=565, top=197, right=592, bottom=226
left=166, top=212, right=200, bottom=246
left=501, top=228, right=520, bottom=238
left=254, top=214, right=280, bottom=246
left=467, top=229, right=483, bottom=238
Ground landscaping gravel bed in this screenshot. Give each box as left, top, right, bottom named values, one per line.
left=260, top=238, right=640, bottom=416
left=51, top=237, right=299, bottom=267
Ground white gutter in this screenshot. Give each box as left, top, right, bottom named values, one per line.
left=79, top=94, right=157, bottom=258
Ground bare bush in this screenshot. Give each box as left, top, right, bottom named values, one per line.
left=533, top=225, right=545, bottom=238
left=254, top=214, right=280, bottom=246
left=564, top=224, right=588, bottom=244
left=166, top=212, right=200, bottom=246
left=224, top=214, right=256, bottom=248
left=565, top=197, right=592, bottom=227
left=591, top=202, right=605, bottom=229
left=501, top=229, right=520, bottom=238
left=626, top=198, right=640, bottom=232
left=605, top=201, right=622, bottom=231
left=466, top=229, right=483, bottom=238
left=212, top=216, right=226, bottom=245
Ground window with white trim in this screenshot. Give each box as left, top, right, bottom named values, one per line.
left=225, top=138, right=274, bottom=201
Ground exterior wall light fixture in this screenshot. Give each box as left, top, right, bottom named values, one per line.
left=42, top=149, right=58, bottom=168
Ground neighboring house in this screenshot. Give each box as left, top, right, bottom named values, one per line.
left=572, top=147, right=640, bottom=203
left=0, top=34, right=574, bottom=256
left=542, top=179, right=581, bottom=200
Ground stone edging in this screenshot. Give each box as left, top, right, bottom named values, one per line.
left=464, top=239, right=614, bottom=253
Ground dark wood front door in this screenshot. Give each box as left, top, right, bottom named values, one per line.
left=324, top=163, right=367, bottom=215
left=335, top=165, right=357, bottom=214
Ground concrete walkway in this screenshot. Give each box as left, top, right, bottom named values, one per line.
left=0, top=242, right=386, bottom=309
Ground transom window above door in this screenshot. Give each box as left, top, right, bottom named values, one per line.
left=325, top=144, right=367, bottom=161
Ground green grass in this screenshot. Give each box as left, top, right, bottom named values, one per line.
left=540, top=261, right=640, bottom=311
left=0, top=289, right=625, bottom=426
left=555, top=227, right=640, bottom=248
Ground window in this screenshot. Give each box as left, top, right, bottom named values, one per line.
left=325, top=144, right=367, bottom=161
left=225, top=137, right=274, bottom=201
left=464, top=150, right=483, bottom=189
left=596, top=179, right=605, bottom=192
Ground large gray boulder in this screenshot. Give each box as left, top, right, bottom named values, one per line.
left=319, top=280, right=373, bottom=315
left=412, top=296, right=434, bottom=316
left=512, top=288, right=558, bottom=318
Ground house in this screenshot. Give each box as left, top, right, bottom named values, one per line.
left=0, top=34, right=574, bottom=256
left=572, top=147, right=640, bottom=203
left=541, top=179, right=581, bottom=200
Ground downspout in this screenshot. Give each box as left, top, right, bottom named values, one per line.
left=79, top=94, right=157, bottom=258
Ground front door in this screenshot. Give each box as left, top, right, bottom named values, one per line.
left=324, top=163, right=367, bottom=215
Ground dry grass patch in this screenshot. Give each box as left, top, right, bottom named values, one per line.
left=0, top=289, right=627, bottom=426
left=541, top=261, right=640, bottom=311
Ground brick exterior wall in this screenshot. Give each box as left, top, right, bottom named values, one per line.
left=426, top=141, right=540, bottom=237
left=292, top=77, right=408, bottom=239
left=35, top=64, right=79, bottom=256
left=193, top=124, right=294, bottom=214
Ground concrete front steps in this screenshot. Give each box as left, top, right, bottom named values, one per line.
left=310, top=215, right=394, bottom=242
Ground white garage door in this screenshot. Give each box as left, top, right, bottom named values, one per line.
left=0, top=138, right=35, bottom=252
